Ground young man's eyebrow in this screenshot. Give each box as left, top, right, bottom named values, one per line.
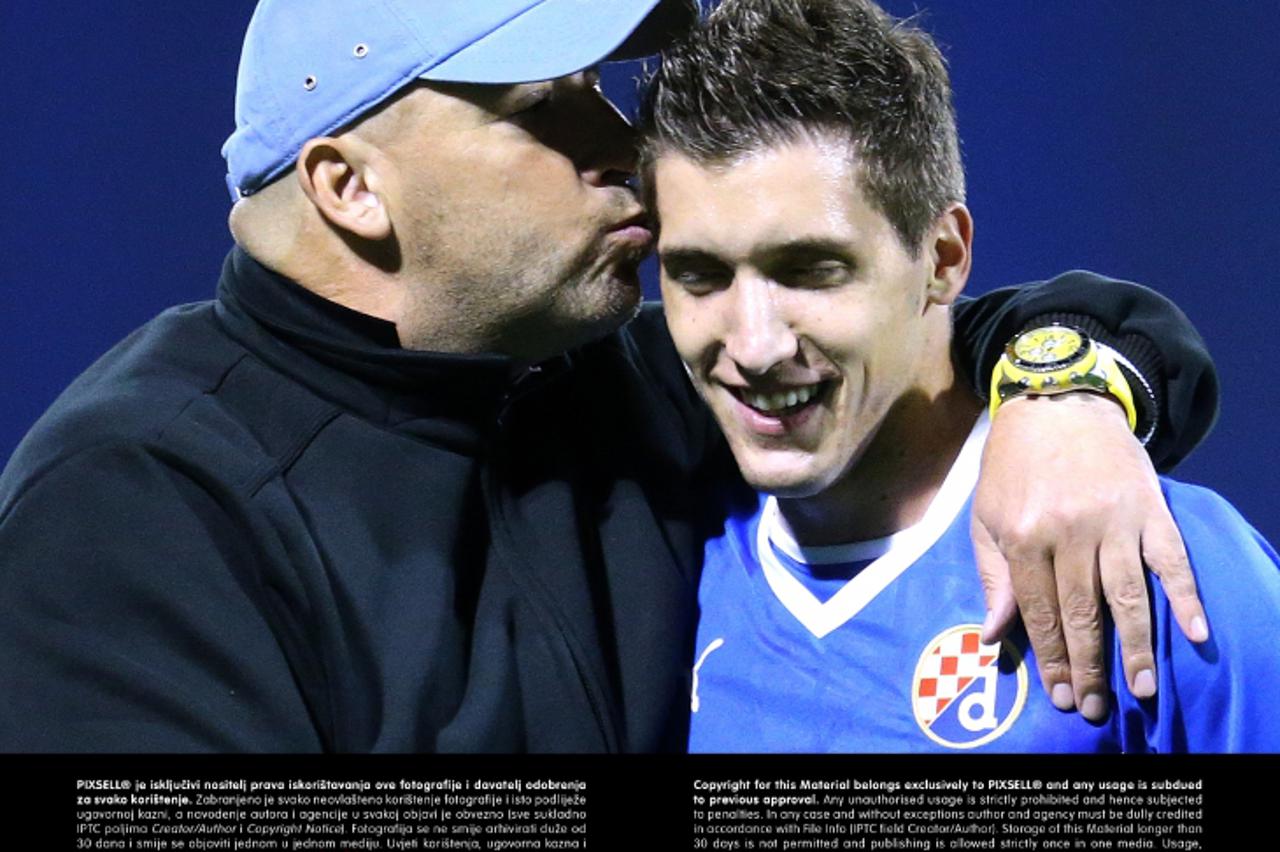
left=757, top=238, right=855, bottom=259
left=658, top=247, right=722, bottom=263
left=661, top=238, right=853, bottom=264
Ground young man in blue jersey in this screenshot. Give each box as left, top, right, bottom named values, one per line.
left=0, top=0, right=1231, bottom=752
left=642, top=0, right=1280, bottom=752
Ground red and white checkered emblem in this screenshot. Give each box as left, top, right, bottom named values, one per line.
left=912, top=624, right=1027, bottom=749
left=913, top=626, right=1000, bottom=723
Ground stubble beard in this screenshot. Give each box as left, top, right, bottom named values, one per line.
left=397, top=228, right=646, bottom=362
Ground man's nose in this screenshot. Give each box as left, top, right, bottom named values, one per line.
left=723, top=276, right=799, bottom=376
left=577, top=92, right=638, bottom=188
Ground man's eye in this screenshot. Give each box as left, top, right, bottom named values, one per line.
left=667, top=268, right=729, bottom=293
left=780, top=262, right=850, bottom=287
left=515, top=97, right=550, bottom=117
left=506, top=91, right=553, bottom=123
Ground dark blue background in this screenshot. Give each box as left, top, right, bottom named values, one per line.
left=4, top=2, right=1277, bottom=543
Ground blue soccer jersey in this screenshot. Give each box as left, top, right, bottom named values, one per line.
left=689, top=415, right=1280, bottom=752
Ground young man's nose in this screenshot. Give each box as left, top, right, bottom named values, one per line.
left=722, top=276, right=799, bottom=376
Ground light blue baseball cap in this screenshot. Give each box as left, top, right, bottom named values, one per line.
left=222, top=0, right=694, bottom=200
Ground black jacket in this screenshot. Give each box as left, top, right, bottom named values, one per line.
left=0, top=249, right=1215, bottom=752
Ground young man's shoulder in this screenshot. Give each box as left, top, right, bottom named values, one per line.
left=1127, top=477, right=1280, bottom=751
left=1156, top=475, right=1280, bottom=642
left=1159, top=476, right=1277, bottom=567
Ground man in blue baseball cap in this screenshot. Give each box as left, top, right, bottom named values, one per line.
left=0, top=0, right=1217, bottom=751
left=220, top=0, right=693, bottom=366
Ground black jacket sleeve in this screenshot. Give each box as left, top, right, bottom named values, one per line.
left=0, top=444, right=324, bottom=752
left=952, top=271, right=1218, bottom=472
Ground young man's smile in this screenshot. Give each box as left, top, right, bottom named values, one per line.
left=656, top=134, right=969, bottom=499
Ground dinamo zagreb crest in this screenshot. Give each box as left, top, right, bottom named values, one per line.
left=912, top=624, right=1027, bottom=749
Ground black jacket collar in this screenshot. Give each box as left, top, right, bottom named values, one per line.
left=213, top=247, right=566, bottom=444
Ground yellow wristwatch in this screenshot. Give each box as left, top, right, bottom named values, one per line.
left=989, top=324, right=1138, bottom=431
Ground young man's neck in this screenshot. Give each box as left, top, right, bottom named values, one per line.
left=777, top=382, right=983, bottom=547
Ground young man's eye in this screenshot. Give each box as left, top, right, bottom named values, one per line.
left=780, top=262, right=850, bottom=287
left=665, top=267, right=730, bottom=294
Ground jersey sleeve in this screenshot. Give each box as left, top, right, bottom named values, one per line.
left=1130, top=482, right=1280, bottom=752
left=951, top=271, right=1218, bottom=472
left=0, top=444, right=323, bottom=752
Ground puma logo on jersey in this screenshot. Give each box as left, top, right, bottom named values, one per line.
left=691, top=638, right=725, bottom=713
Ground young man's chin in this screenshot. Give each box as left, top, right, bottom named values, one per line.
left=736, top=453, right=833, bottom=499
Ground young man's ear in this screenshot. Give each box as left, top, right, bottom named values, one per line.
left=925, top=202, right=973, bottom=306
left=295, top=136, right=392, bottom=241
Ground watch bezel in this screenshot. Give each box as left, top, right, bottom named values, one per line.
left=1006, top=325, right=1092, bottom=373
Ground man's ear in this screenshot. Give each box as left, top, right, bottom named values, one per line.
left=295, top=136, right=392, bottom=241
left=925, top=202, right=973, bottom=306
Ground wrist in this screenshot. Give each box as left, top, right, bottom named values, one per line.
left=1010, top=313, right=1160, bottom=446
left=995, top=389, right=1132, bottom=428
left=988, top=324, right=1139, bottom=432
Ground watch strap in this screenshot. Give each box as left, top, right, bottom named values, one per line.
left=989, top=327, right=1139, bottom=431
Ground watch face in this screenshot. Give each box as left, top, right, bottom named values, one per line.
left=1010, top=326, right=1088, bottom=371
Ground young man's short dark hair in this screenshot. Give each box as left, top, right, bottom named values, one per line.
left=642, top=0, right=963, bottom=253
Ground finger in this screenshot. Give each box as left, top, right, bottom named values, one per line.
left=1054, top=542, right=1110, bottom=722
left=972, top=518, right=1018, bottom=643
left=1099, top=534, right=1157, bottom=700
left=1142, top=511, right=1209, bottom=643
left=1006, top=542, right=1076, bottom=712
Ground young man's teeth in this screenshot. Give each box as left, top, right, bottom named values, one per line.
left=745, top=384, right=819, bottom=412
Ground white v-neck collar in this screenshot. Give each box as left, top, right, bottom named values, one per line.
left=756, top=411, right=989, bottom=638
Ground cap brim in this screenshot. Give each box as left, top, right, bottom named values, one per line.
left=422, top=0, right=695, bottom=84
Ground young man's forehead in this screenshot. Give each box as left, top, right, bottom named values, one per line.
left=654, top=142, right=867, bottom=219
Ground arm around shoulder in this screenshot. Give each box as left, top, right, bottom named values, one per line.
left=958, top=271, right=1217, bottom=718
left=952, top=270, right=1218, bottom=470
